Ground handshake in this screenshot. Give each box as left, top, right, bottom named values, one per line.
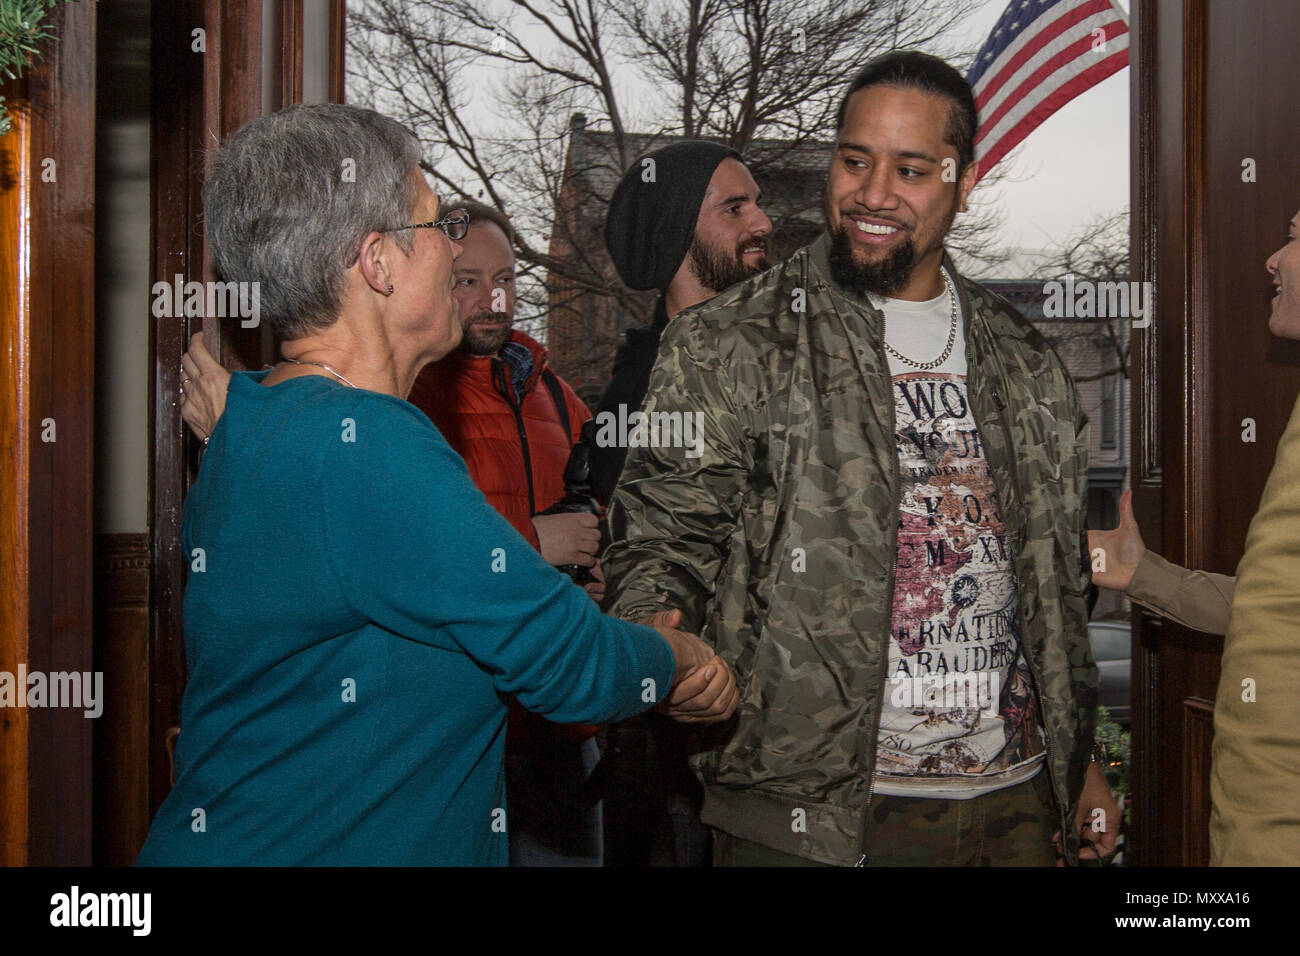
left=638, top=609, right=740, bottom=723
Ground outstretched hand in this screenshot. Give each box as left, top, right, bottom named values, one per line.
left=1086, top=489, right=1146, bottom=592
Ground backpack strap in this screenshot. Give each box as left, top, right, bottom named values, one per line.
left=541, top=369, right=573, bottom=448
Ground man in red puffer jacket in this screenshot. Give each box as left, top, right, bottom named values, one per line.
left=406, top=200, right=605, bottom=866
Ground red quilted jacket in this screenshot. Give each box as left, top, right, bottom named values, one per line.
left=408, top=330, right=590, bottom=544
left=406, top=330, right=595, bottom=744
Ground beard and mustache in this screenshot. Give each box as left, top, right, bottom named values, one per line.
left=687, top=233, right=770, bottom=293
left=826, top=197, right=959, bottom=298
left=827, top=224, right=917, bottom=298
left=459, top=312, right=512, bottom=356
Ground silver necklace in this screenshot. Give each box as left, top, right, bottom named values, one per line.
left=281, top=357, right=356, bottom=388
left=883, top=269, right=958, bottom=371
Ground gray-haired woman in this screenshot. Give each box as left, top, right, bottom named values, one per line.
left=139, top=103, right=735, bottom=866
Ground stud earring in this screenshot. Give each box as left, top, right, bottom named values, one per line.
left=386, top=284, right=394, bottom=295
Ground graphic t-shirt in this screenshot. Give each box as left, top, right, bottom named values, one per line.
left=870, top=274, right=1046, bottom=799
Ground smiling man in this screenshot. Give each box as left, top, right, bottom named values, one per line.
left=603, top=51, right=1118, bottom=867
left=590, top=141, right=773, bottom=506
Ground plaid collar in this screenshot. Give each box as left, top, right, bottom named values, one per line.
left=498, top=340, right=536, bottom=403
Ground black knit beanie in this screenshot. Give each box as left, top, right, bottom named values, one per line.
left=604, top=140, right=742, bottom=293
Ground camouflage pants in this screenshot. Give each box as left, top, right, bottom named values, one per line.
left=712, top=770, right=1059, bottom=867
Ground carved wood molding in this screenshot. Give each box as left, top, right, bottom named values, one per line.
left=95, top=534, right=150, bottom=607
left=329, top=0, right=345, bottom=103
left=1180, top=0, right=1210, bottom=571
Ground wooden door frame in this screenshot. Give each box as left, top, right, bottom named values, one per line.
left=0, top=0, right=98, bottom=866
left=1130, top=0, right=1213, bottom=870
left=146, top=0, right=348, bottom=824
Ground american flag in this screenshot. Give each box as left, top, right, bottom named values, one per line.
left=967, top=0, right=1129, bottom=182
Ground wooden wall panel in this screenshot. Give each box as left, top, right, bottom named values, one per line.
left=1181, top=697, right=1215, bottom=866
left=93, top=534, right=151, bottom=865
left=1202, top=1, right=1300, bottom=564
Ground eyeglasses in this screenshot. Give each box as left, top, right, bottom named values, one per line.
left=381, top=208, right=470, bottom=241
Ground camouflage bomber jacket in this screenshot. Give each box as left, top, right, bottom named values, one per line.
left=604, top=232, right=1098, bottom=867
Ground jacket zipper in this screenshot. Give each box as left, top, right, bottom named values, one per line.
left=990, top=385, right=1071, bottom=865
left=494, top=360, right=536, bottom=515
left=956, top=269, right=1071, bottom=861
left=856, top=313, right=903, bottom=867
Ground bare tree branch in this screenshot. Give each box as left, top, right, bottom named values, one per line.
left=347, top=0, right=1004, bottom=379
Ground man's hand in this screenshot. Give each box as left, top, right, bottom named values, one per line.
left=1053, top=761, right=1122, bottom=866
left=583, top=560, right=606, bottom=603
left=659, top=654, right=739, bottom=723
left=532, top=511, right=599, bottom=566
left=637, top=609, right=738, bottom=724
left=1086, top=489, right=1146, bottom=592
left=638, top=609, right=712, bottom=680
left=180, top=331, right=232, bottom=442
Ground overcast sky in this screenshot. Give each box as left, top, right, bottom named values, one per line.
left=352, top=0, right=1131, bottom=280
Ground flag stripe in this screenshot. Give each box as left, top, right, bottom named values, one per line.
left=973, top=0, right=1112, bottom=108
left=977, top=22, right=1129, bottom=147
left=967, top=0, right=1129, bottom=183
left=976, top=49, right=1129, bottom=173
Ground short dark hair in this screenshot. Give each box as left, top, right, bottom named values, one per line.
left=452, top=198, right=516, bottom=247
left=835, top=51, right=979, bottom=174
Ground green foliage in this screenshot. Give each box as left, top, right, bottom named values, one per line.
left=1095, top=704, right=1132, bottom=825
left=0, top=0, right=82, bottom=137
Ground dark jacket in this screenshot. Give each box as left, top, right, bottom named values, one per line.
left=589, top=298, right=670, bottom=505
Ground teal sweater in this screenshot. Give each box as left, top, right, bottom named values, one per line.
left=137, top=370, right=675, bottom=866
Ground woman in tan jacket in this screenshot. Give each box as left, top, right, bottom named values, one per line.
left=1090, top=206, right=1300, bottom=866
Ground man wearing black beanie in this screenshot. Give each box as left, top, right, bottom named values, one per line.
left=594, top=141, right=773, bottom=867
left=590, top=141, right=773, bottom=506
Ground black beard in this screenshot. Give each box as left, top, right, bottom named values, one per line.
left=687, top=235, right=766, bottom=294
left=827, top=225, right=917, bottom=298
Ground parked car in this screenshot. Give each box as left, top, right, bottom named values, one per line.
left=1089, top=619, right=1132, bottom=726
